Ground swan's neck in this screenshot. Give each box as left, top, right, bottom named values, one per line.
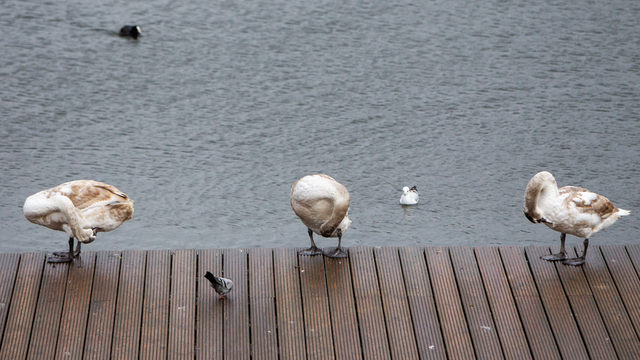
left=525, top=174, right=561, bottom=221
left=536, top=182, right=562, bottom=213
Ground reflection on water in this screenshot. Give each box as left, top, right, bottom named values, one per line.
left=1, top=0, right=639, bottom=253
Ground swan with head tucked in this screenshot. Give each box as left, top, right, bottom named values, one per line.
left=400, top=186, right=419, bottom=205
left=290, top=174, right=351, bottom=258
left=24, top=180, right=134, bottom=263
left=524, top=171, right=629, bottom=266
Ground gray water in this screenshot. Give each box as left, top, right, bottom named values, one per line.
left=2, top=0, right=639, bottom=254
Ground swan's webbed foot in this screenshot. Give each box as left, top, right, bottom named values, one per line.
left=50, top=238, right=80, bottom=263
left=47, top=254, right=74, bottom=263
left=323, top=247, right=348, bottom=258
left=299, top=246, right=324, bottom=256
left=541, top=252, right=567, bottom=261
left=562, top=257, right=585, bottom=266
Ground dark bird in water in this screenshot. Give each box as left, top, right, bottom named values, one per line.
left=119, top=25, right=141, bottom=39
left=204, top=271, right=234, bottom=299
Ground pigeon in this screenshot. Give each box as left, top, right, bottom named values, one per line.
left=204, top=271, right=233, bottom=299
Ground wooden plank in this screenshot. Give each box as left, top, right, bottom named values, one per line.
left=350, top=247, right=391, bottom=360
left=551, top=245, right=617, bottom=360
left=398, top=247, right=447, bottom=360
left=84, top=251, right=121, bottom=360
left=582, top=245, right=640, bottom=360
left=140, top=250, right=171, bottom=360
left=223, top=248, right=250, bottom=359
left=623, top=244, right=640, bottom=333
left=324, top=251, right=362, bottom=360
left=425, top=246, right=475, bottom=359
left=196, top=249, right=223, bottom=360
left=0, top=253, right=21, bottom=347
left=474, top=247, right=532, bottom=360
left=55, top=252, right=97, bottom=360
left=299, top=252, right=335, bottom=359
left=168, top=249, right=197, bottom=359
left=525, top=246, right=589, bottom=360
left=26, top=261, right=70, bottom=360
left=499, top=247, right=560, bottom=360
left=111, top=250, right=147, bottom=360
left=375, top=247, right=419, bottom=360
left=449, top=246, right=503, bottom=360
left=248, top=248, right=278, bottom=360
left=0, top=253, right=44, bottom=360
left=273, top=247, right=306, bottom=360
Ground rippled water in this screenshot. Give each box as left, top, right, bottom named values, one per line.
left=1, top=0, right=639, bottom=254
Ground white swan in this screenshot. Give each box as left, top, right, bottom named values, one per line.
left=400, top=186, right=419, bottom=205
left=290, top=174, right=351, bottom=258
left=524, top=171, right=629, bottom=265
left=24, top=180, right=134, bottom=263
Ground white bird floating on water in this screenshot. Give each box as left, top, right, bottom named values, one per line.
left=204, top=271, right=234, bottom=299
left=524, top=171, right=630, bottom=266
left=23, top=180, right=134, bottom=263
left=290, top=174, right=351, bottom=258
left=400, top=186, right=419, bottom=205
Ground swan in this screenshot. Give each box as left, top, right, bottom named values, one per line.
left=400, top=186, right=419, bottom=205
left=23, top=180, right=134, bottom=263
left=290, top=174, right=351, bottom=258
left=119, top=25, right=141, bottom=39
left=524, top=171, right=629, bottom=266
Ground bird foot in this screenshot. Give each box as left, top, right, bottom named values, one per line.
left=299, top=246, right=323, bottom=256
left=219, top=294, right=227, bottom=300
left=47, top=254, right=74, bottom=263
left=562, top=257, right=585, bottom=266
left=541, top=252, right=566, bottom=261
left=323, top=247, right=348, bottom=258
left=52, top=250, right=80, bottom=258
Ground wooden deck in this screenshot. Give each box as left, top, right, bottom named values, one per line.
left=1, top=245, right=640, bottom=359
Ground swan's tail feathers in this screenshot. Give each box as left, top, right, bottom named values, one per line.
left=619, top=208, right=631, bottom=216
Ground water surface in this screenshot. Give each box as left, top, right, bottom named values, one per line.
left=1, top=0, right=639, bottom=253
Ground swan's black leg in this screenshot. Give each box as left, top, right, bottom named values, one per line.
left=563, top=238, right=588, bottom=266
left=48, top=237, right=75, bottom=263
left=299, top=228, right=323, bottom=256
left=323, top=229, right=348, bottom=258
left=541, top=233, right=567, bottom=261
left=53, top=238, right=81, bottom=257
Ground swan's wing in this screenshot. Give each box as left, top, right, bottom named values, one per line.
left=59, top=180, right=131, bottom=210
left=560, top=186, right=617, bottom=219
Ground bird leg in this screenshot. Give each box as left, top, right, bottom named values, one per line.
left=563, top=238, right=588, bottom=266
left=49, top=237, right=80, bottom=263
left=323, top=229, right=348, bottom=258
left=541, top=233, right=568, bottom=261
left=299, top=228, right=323, bottom=256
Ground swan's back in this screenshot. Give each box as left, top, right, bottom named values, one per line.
left=290, top=174, right=350, bottom=237
left=24, top=180, right=134, bottom=233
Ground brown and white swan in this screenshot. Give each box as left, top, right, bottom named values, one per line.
left=290, top=174, right=351, bottom=258
left=524, top=171, right=629, bottom=266
left=24, top=180, right=134, bottom=263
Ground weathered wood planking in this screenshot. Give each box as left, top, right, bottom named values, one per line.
left=0, top=245, right=639, bottom=359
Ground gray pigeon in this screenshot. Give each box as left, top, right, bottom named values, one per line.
left=204, top=271, right=233, bottom=299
